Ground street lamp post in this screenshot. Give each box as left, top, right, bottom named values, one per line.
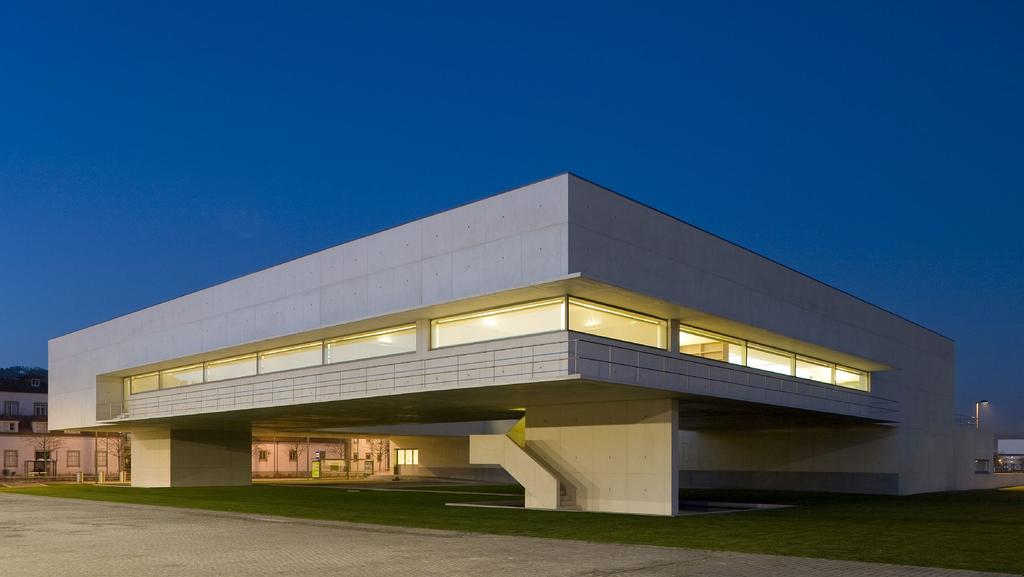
left=975, top=400, right=989, bottom=430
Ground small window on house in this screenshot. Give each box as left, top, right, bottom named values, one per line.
left=289, top=450, right=298, bottom=462
left=3, top=449, right=17, bottom=468
left=4, top=401, right=18, bottom=417
left=29, top=378, right=41, bottom=387
left=32, top=422, right=47, bottom=433
left=34, top=402, right=47, bottom=417
left=96, top=451, right=108, bottom=468
left=67, top=450, right=81, bottom=468
left=258, top=450, right=269, bottom=462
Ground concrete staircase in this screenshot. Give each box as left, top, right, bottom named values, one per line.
left=469, top=418, right=576, bottom=511
left=559, top=483, right=578, bottom=510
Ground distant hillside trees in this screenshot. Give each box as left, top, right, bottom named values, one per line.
left=0, top=366, right=47, bottom=379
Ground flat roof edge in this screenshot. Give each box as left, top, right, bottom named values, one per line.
left=50, top=172, right=575, bottom=343
left=565, top=172, right=952, bottom=343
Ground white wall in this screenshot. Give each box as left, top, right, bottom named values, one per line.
left=132, top=429, right=251, bottom=487
left=566, top=175, right=956, bottom=494
left=0, top=391, right=47, bottom=418
left=50, top=173, right=963, bottom=497
left=526, top=398, right=678, bottom=515
left=679, top=426, right=901, bottom=493
left=50, top=175, right=571, bottom=430
left=391, top=434, right=511, bottom=482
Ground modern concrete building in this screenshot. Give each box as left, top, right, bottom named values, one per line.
left=48, top=174, right=1012, bottom=515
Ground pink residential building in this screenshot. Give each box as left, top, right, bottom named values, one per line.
left=1, top=372, right=123, bottom=480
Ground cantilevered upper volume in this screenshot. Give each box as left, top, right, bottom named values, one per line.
left=48, top=173, right=983, bottom=512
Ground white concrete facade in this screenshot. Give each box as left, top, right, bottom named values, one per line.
left=48, top=173, right=1000, bottom=515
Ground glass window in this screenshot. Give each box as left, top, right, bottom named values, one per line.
left=129, top=373, right=159, bottom=394
left=746, top=345, right=793, bottom=376
left=96, top=451, right=107, bottom=467
left=205, top=354, right=257, bottom=382
left=259, top=342, right=324, bottom=373
left=66, top=450, right=81, bottom=468
left=679, top=326, right=744, bottom=364
left=4, top=449, right=18, bottom=468
left=431, top=298, right=566, bottom=348
left=33, top=402, right=47, bottom=417
left=835, top=366, right=869, bottom=391
left=160, top=364, right=204, bottom=389
left=796, top=357, right=832, bottom=383
left=327, top=325, right=416, bottom=364
left=396, top=448, right=419, bottom=465
left=568, top=298, right=666, bottom=349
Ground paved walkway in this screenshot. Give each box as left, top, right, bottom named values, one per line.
left=0, top=493, right=1013, bottom=577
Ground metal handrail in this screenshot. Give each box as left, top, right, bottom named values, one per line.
left=98, top=335, right=572, bottom=421
left=569, top=337, right=900, bottom=417
left=97, top=335, right=898, bottom=421
left=954, top=414, right=978, bottom=426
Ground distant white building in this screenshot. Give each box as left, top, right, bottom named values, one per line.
left=996, top=437, right=1024, bottom=472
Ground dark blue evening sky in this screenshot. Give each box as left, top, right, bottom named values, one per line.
left=1, top=2, right=1021, bottom=429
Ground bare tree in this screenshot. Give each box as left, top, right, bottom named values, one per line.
left=284, top=440, right=305, bottom=474
left=329, top=438, right=348, bottom=460
left=252, top=442, right=265, bottom=458
left=103, top=433, right=130, bottom=474
left=28, top=434, right=65, bottom=477
left=371, top=438, right=390, bottom=473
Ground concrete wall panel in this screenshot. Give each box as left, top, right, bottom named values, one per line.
left=49, top=175, right=571, bottom=430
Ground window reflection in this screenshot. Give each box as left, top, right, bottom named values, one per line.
left=568, top=298, right=666, bottom=349
left=746, top=345, right=793, bottom=376
left=431, top=298, right=566, bottom=348
left=326, top=325, right=416, bottom=364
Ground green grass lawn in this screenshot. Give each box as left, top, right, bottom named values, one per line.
left=4, top=483, right=1022, bottom=574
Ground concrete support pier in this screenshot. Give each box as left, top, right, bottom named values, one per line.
left=131, top=429, right=252, bottom=487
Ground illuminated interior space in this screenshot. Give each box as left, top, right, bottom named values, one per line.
left=48, top=173, right=1008, bottom=516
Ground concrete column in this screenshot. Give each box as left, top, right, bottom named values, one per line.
left=415, top=319, right=431, bottom=354
left=525, top=398, right=680, bottom=516
left=131, top=429, right=252, bottom=488
left=668, top=319, right=680, bottom=353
